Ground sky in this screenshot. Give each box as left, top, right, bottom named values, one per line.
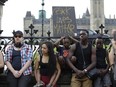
left=1, top=0, right=116, bottom=36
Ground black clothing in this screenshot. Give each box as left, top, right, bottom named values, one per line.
left=74, top=42, right=92, bottom=70
left=7, top=72, right=31, bottom=87
left=39, top=56, right=50, bottom=76
left=96, top=48, right=107, bottom=69
left=12, top=49, right=21, bottom=70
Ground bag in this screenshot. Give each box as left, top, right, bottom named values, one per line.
left=86, top=68, right=98, bottom=80
left=79, top=43, right=97, bottom=80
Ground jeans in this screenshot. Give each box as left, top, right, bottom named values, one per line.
left=94, top=73, right=112, bottom=87
left=7, top=71, right=31, bottom=87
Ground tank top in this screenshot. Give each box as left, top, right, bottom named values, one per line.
left=39, top=56, right=49, bottom=76
left=12, top=49, right=21, bottom=70
left=96, top=48, right=107, bottom=69
left=74, top=42, right=92, bottom=70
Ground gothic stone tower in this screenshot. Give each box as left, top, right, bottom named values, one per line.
left=90, top=0, right=105, bottom=31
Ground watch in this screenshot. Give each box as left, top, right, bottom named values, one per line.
left=84, top=69, right=88, bottom=73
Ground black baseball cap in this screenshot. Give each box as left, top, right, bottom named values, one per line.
left=13, top=30, right=23, bottom=36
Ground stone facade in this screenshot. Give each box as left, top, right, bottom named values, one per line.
left=24, top=0, right=116, bottom=36
left=24, top=11, right=51, bottom=37
left=90, top=0, right=105, bottom=31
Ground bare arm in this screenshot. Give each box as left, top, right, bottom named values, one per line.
left=66, top=44, right=79, bottom=73
left=85, top=47, right=96, bottom=71
left=5, top=61, right=15, bottom=73
left=19, top=60, right=32, bottom=74
left=105, top=50, right=110, bottom=70
left=5, top=61, right=20, bottom=78
left=100, top=50, right=110, bottom=75
left=54, top=37, right=64, bottom=47
left=69, top=36, right=79, bottom=43
left=0, top=51, right=4, bottom=68
left=109, top=47, right=115, bottom=66
left=52, top=60, right=61, bottom=86
left=34, top=56, right=41, bottom=83
left=47, top=59, right=61, bottom=86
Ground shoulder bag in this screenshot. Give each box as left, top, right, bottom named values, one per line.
left=80, top=43, right=97, bottom=80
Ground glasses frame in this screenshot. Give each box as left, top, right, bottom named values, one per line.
left=14, top=35, right=22, bottom=38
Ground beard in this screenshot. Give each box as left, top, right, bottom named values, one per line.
left=14, top=42, right=22, bottom=48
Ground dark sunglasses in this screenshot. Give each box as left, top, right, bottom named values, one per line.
left=79, top=33, right=86, bottom=36
left=14, top=35, right=22, bottom=38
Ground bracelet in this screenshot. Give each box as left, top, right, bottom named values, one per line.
left=84, top=69, right=88, bottom=73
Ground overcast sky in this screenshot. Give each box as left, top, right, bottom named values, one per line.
left=1, top=0, right=116, bottom=36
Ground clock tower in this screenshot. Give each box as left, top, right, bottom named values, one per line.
left=90, top=0, right=105, bottom=30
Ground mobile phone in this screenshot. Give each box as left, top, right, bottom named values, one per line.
left=113, top=32, right=116, bottom=41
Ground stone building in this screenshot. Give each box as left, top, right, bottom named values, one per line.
left=24, top=0, right=116, bottom=36
left=24, top=11, right=52, bottom=37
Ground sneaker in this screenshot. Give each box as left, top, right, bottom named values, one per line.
left=36, top=83, right=44, bottom=87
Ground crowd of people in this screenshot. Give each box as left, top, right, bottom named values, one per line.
left=0, top=29, right=116, bottom=87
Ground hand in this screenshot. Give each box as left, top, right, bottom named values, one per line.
left=13, top=70, right=20, bottom=78
left=18, top=70, right=23, bottom=77
left=70, top=56, right=76, bottom=64
left=76, top=70, right=85, bottom=78
left=97, top=69, right=101, bottom=74
left=98, top=69, right=106, bottom=76
left=101, top=69, right=107, bottom=76
left=58, top=56, right=65, bottom=64
left=46, top=84, right=53, bottom=87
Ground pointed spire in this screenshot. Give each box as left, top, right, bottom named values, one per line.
left=25, top=11, right=32, bottom=17
left=85, top=8, right=90, bottom=17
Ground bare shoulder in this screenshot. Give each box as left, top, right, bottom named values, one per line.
left=70, top=43, right=76, bottom=52
left=91, top=46, right=96, bottom=53
left=0, top=51, right=2, bottom=55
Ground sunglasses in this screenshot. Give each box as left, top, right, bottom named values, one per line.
left=79, top=33, right=87, bottom=36
left=14, top=35, right=22, bottom=38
